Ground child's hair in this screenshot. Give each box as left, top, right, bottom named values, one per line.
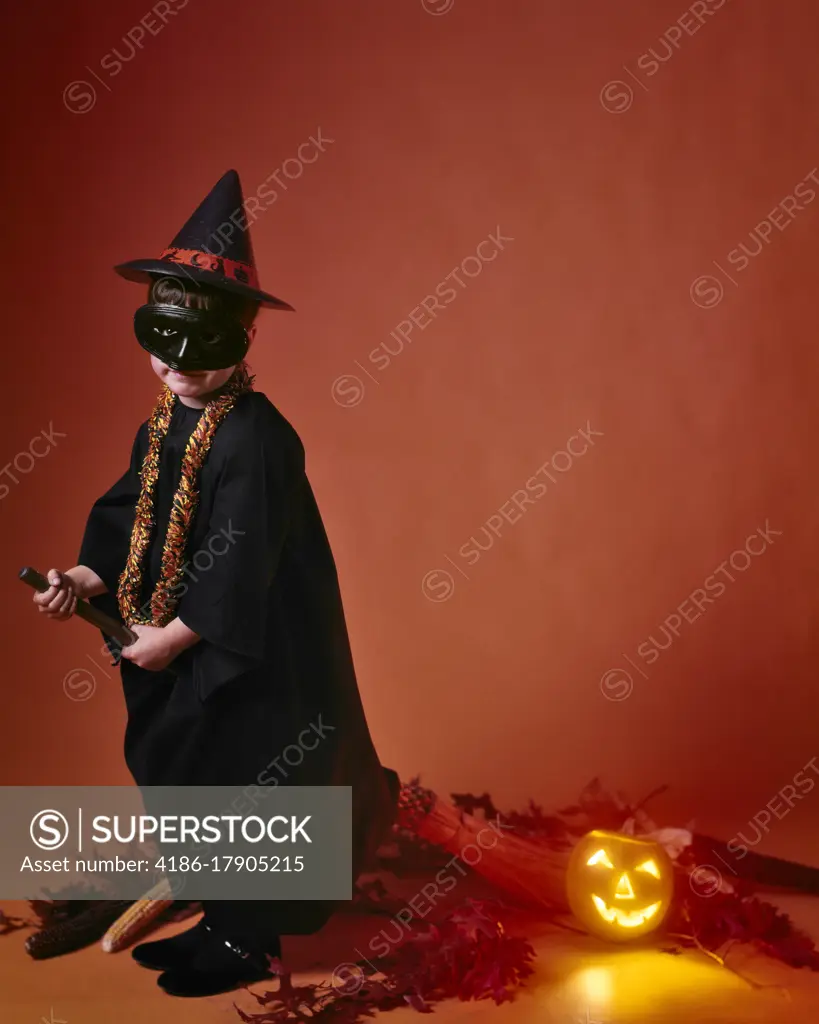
left=147, top=275, right=260, bottom=329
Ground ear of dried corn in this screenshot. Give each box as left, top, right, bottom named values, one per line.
left=25, top=900, right=134, bottom=959
left=101, top=879, right=175, bottom=953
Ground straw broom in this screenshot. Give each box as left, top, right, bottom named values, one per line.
left=394, top=778, right=819, bottom=908
left=395, top=778, right=574, bottom=912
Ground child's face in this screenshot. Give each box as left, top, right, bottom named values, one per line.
left=142, top=281, right=257, bottom=404
left=150, top=357, right=238, bottom=405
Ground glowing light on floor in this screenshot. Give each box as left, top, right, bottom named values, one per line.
left=558, top=951, right=754, bottom=1018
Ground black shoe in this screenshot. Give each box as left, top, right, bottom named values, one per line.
left=131, top=918, right=208, bottom=971
left=157, top=926, right=281, bottom=997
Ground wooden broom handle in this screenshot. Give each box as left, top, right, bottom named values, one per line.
left=19, top=566, right=138, bottom=647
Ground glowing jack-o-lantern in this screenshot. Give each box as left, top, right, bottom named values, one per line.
left=565, top=830, right=674, bottom=941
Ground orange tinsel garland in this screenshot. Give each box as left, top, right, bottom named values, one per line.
left=116, top=365, right=254, bottom=627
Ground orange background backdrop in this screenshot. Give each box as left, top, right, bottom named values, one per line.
left=1, top=0, right=818, bottom=859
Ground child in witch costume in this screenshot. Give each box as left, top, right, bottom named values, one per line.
left=32, top=170, right=398, bottom=998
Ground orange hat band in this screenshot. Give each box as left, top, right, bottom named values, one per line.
left=157, top=247, right=260, bottom=290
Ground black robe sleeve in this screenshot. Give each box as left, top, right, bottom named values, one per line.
left=176, top=407, right=305, bottom=701
left=78, top=424, right=146, bottom=598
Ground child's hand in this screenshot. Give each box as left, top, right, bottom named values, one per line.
left=32, top=569, right=78, bottom=621
left=119, top=624, right=179, bottom=672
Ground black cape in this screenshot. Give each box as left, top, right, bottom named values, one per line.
left=79, top=390, right=397, bottom=933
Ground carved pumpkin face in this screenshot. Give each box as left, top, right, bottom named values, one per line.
left=565, top=830, right=674, bottom=940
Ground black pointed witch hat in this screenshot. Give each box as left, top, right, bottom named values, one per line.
left=114, top=169, right=294, bottom=311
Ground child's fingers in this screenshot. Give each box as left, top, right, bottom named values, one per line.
left=49, top=588, right=71, bottom=613
left=49, top=605, right=74, bottom=621
left=57, top=588, right=78, bottom=617
left=33, top=569, right=77, bottom=617
left=34, top=585, right=60, bottom=608
left=33, top=569, right=63, bottom=608
left=61, top=593, right=78, bottom=619
left=46, top=585, right=69, bottom=606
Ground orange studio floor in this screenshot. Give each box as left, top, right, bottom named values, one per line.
left=3, top=893, right=819, bottom=1024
